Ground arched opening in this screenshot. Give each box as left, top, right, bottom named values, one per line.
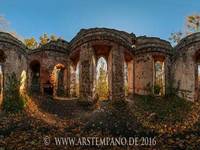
left=153, top=57, right=165, bottom=96
left=70, top=61, right=80, bottom=97
left=52, top=64, right=65, bottom=97
left=20, top=70, right=27, bottom=95
left=95, top=57, right=108, bottom=100
left=30, top=60, right=40, bottom=94
left=0, top=50, right=6, bottom=104
left=195, top=52, right=200, bottom=100
left=75, top=62, right=80, bottom=97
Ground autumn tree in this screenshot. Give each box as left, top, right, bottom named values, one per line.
left=39, top=33, right=59, bottom=46
left=24, top=33, right=59, bottom=49
left=186, top=14, right=200, bottom=34
left=39, top=33, right=50, bottom=46
left=24, top=37, right=38, bottom=49
left=169, top=32, right=183, bottom=45
left=96, top=59, right=108, bottom=100
left=169, top=14, right=200, bottom=45
left=50, top=34, right=58, bottom=41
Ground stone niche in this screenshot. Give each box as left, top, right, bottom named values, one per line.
left=135, top=37, right=172, bottom=96
left=27, top=40, right=68, bottom=96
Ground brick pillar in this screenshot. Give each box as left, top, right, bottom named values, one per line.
left=63, top=62, right=68, bottom=97
left=79, top=43, right=95, bottom=100
left=109, top=45, right=125, bottom=101
left=70, top=65, right=76, bottom=96
left=65, top=58, right=70, bottom=97
left=127, top=59, right=134, bottom=94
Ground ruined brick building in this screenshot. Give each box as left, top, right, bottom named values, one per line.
left=0, top=28, right=200, bottom=103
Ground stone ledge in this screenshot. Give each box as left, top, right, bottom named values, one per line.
left=0, top=32, right=28, bottom=54
left=28, top=39, right=69, bottom=54
left=69, top=28, right=136, bottom=51
left=175, top=32, right=200, bottom=50
left=135, top=36, right=172, bottom=55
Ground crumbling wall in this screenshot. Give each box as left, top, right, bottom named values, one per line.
left=173, top=33, right=200, bottom=101
left=3, top=28, right=200, bottom=102
left=135, top=37, right=172, bottom=95
left=0, top=32, right=28, bottom=105
left=28, top=41, right=68, bottom=96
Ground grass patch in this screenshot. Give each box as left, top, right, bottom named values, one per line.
left=133, top=95, right=192, bottom=123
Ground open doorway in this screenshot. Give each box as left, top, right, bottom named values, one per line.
left=30, top=60, right=40, bottom=94
left=154, top=59, right=165, bottom=96
left=95, top=57, right=108, bottom=100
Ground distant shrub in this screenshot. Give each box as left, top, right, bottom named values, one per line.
left=154, top=84, right=161, bottom=95
left=2, top=73, right=27, bottom=113
left=165, top=67, right=180, bottom=97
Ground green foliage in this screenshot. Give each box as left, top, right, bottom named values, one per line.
left=165, top=66, right=180, bottom=97
left=50, top=35, right=58, bottom=41
left=146, top=82, right=154, bottom=96
left=2, top=73, right=27, bottom=113
left=154, top=84, right=161, bottom=95
left=124, top=82, right=129, bottom=96
left=96, top=60, right=108, bottom=100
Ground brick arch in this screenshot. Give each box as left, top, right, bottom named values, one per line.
left=95, top=56, right=109, bottom=100
left=0, top=50, right=6, bottom=63
left=193, top=48, right=200, bottom=62
left=69, top=28, right=135, bottom=54
left=194, top=49, right=200, bottom=101
left=76, top=38, right=126, bottom=101
left=51, top=63, right=66, bottom=97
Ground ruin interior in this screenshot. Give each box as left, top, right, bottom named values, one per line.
left=0, top=28, right=200, bottom=103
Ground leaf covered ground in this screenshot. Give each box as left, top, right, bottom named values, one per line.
left=0, top=95, right=200, bottom=149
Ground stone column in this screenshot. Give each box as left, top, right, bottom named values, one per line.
left=66, top=58, right=70, bottom=97
left=109, top=45, right=125, bottom=101
left=63, top=65, right=68, bottom=96
left=79, top=43, right=95, bottom=100
left=70, top=65, right=76, bottom=96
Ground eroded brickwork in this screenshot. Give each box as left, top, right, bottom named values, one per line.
left=172, top=33, right=200, bottom=101
left=1, top=28, right=200, bottom=102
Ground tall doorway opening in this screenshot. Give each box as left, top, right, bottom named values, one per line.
left=30, top=60, right=40, bottom=94
left=96, top=57, right=108, bottom=100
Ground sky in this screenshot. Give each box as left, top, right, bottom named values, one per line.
left=0, top=0, right=200, bottom=42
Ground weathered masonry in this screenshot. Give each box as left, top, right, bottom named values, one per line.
left=0, top=28, right=200, bottom=102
